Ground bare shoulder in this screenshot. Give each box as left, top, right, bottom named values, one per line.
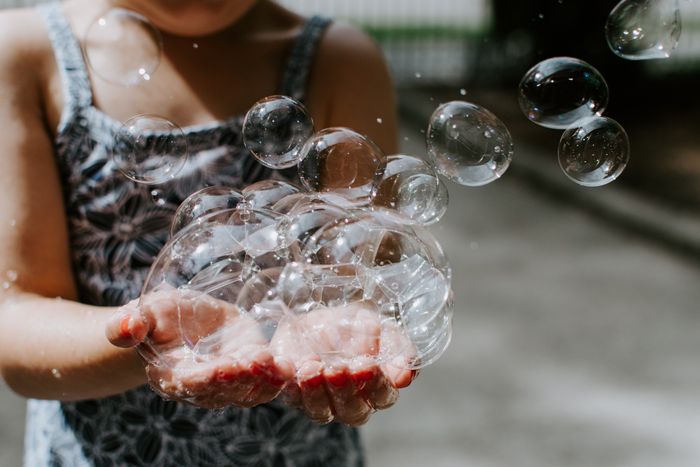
left=307, top=21, right=398, bottom=153
left=0, top=7, right=52, bottom=102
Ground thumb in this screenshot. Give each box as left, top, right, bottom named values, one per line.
left=106, top=299, right=149, bottom=348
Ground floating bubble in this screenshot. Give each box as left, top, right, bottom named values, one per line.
left=112, top=115, right=188, bottom=185
left=298, top=128, right=386, bottom=205
left=242, top=96, right=314, bottom=169
left=170, top=186, right=243, bottom=237
left=518, top=57, right=609, bottom=130
left=373, top=155, right=448, bottom=225
left=83, top=8, right=162, bottom=87
left=427, top=101, right=513, bottom=186
left=151, top=189, right=167, bottom=207
left=558, top=116, right=630, bottom=187
left=606, top=0, right=681, bottom=60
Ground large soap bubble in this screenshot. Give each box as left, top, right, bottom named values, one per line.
left=240, top=179, right=302, bottom=211
left=243, top=96, right=315, bottom=169
left=373, top=154, right=448, bottom=225
left=427, top=101, right=513, bottom=187
left=606, top=0, right=681, bottom=61
left=83, top=8, right=162, bottom=87
left=112, top=115, right=188, bottom=185
left=558, top=116, right=630, bottom=187
left=298, top=128, right=387, bottom=205
left=519, top=57, right=609, bottom=130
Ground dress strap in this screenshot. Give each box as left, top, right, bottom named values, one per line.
left=38, top=2, right=93, bottom=129
left=279, top=15, right=332, bottom=103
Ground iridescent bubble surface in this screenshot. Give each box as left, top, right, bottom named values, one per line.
left=170, top=186, right=243, bottom=237
left=112, top=115, right=188, bottom=184
left=606, top=0, right=682, bottom=60
left=558, top=116, right=630, bottom=187
left=427, top=101, right=513, bottom=186
left=243, top=96, right=315, bottom=169
left=83, top=8, right=162, bottom=86
left=373, top=155, right=448, bottom=225
left=298, top=128, right=386, bottom=205
left=518, top=57, right=609, bottom=130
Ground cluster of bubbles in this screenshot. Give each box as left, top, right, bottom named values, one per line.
left=141, top=178, right=454, bottom=372
left=519, top=57, right=630, bottom=187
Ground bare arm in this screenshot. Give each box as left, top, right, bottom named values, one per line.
left=0, top=10, right=145, bottom=401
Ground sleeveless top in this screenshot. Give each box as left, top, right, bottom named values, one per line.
left=25, top=3, right=364, bottom=466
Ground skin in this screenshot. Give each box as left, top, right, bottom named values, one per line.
left=0, top=0, right=401, bottom=425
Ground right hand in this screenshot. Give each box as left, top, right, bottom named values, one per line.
left=106, top=288, right=294, bottom=409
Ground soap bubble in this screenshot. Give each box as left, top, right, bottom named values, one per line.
left=427, top=101, right=513, bottom=186
left=170, top=186, right=243, bottom=237
left=112, top=115, right=188, bottom=185
left=140, top=208, right=287, bottom=359
left=298, top=128, right=386, bottom=205
left=83, top=8, right=162, bottom=87
left=242, top=96, right=314, bottom=169
left=606, top=0, right=681, bottom=60
left=558, top=116, right=630, bottom=187
left=518, top=57, right=609, bottom=130
left=373, top=155, right=448, bottom=225
left=241, top=180, right=302, bottom=210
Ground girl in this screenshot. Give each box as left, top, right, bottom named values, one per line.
left=0, top=0, right=411, bottom=465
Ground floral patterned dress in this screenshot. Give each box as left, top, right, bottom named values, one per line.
left=24, top=3, right=364, bottom=466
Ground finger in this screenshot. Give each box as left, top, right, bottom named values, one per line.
left=324, top=363, right=373, bottom=426
left=349, top=357, right=398, bottom=410
left=238, top=351, right=289, bottom=407
left=298, top=360, right=334, bottom=424
left=106, top=300, right=149, bottom=347
left=382, top=357, right=419, bottom=389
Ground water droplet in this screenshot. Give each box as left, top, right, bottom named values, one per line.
left=376, top=117, right=383, bottom=124
left=151, top=189, right=167, bottom=206
left=192, top=42, right=199, bottom=49
left=459, top=88, right=467, bottom=96
left=51, top=368, right=62, bottom=379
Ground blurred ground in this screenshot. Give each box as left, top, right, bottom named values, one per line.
left=2, top=116, right=700, bottom=467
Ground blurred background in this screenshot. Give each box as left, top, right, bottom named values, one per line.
left=1, top=1, right=700, bottom=466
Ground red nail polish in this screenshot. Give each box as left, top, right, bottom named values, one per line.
left=119, top=315, right=131, bottom=339
left=301, top=374, right=324, bottom=390
left=351, top=369, right=375, bottom=385
left=216, top=368, right=236, bottom=382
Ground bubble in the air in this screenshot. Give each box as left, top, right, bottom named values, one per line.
left=558, top=116, right=630, bottom=187
left=242, top=96, right=314, bottom=169
left=298, top=127, right=387, bottom=205
left=606, top=0, right=681, bottom=60
left=112, top=115, right=188, bottom=185
left=518, top=57, right=609, bottom=130
left=427, top=101, right=513, bottom=187
left=373, top=155, right=448, bottom=225
left=170, top=186, right=243, bottom=236
left=83, top=8, right=162, bottom=87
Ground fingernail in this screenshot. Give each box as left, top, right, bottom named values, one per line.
left=301, top=374, right=324, bottom=390
left=327, top=372, right=349, bottom=387
left=216, top=368, right=236, bottom=382
left=351, top=369, right=375, bottom=385
left=119, top=315, right=131, bottom=339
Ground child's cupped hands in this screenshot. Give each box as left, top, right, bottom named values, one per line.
left=106, top=288, right=417, bottom=425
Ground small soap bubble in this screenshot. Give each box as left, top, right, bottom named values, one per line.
left=192, top=42, right=199, bottom=49
left=518, top=57, right=609, bottom=130
left=459, top=88, right=467, bottom=96
left=376, top=118, right=383, bottom=124
left=243, top=96, right=314, bottom=169
left=558, top=116, right=630, bottom=187
left=6, top=270, right=18, bottom=282
left=606, top=0, right=681, bottom=60
left=9, top=219, right=16, bottom=227
left=427, top=101, right=513, bottom=186
left=83, top=8, right=162, bottom=87
left=151, top=189, right=167, bottom=206
left=298, top=128, right=387, bottom=205
left=1, top=282, right=9, bottom=290
left=415, top=72, right=422, bottom=79
left=112, top=114, right=188, bottom=185
left=51, top=368, right=62, bottom=379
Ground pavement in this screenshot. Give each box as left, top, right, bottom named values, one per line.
left=2, top=115, right=700, bottom=466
